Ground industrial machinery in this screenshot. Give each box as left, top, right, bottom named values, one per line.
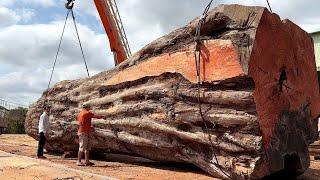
left=93, top=0, right=131, bottom=65
left=47, top=0, right=131, bottom=89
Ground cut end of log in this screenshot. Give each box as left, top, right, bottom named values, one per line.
left=25, top=4, right=320, bottom=179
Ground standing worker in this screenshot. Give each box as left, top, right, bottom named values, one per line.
left=77, top=102, right=104, bottom=166
left=37, top=106, right=50, bottom=159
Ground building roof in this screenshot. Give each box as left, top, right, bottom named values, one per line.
left=311, top=31, right=320, bottom=35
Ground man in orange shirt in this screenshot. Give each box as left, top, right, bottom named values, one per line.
left=77, top=102, right=104, bottom=166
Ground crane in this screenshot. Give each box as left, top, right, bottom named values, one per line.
left=46, top=0, right=131, bottom=94
left=93, top=0, right=132, bottom=65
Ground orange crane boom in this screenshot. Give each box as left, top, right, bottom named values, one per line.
left=94, top=0, right=131, bottom=65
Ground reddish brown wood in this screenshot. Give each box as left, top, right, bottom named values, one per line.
left=25, top=4, right=320, bottom=179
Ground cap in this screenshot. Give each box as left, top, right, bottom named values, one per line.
left=82, top=102, right=91, bottom=109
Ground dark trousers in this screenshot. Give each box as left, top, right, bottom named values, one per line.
left=37, top=132, right=46, bottom=157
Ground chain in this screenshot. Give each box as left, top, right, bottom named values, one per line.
left=45, top=1, right=90, bottom=106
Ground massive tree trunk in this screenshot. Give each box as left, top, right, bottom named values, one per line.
left=25, top=4, right=320, bottom=179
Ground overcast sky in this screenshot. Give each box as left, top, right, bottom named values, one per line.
left=0, top=0, right=319, bottom=106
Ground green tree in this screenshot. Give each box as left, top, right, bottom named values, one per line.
left=6, top=107, right=28, bottom=134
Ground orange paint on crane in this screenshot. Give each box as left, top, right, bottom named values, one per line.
left=94, top=0, right=128, bottom=64
left=105, top=40, right=244, bottom=86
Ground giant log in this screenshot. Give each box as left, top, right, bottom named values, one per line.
left=25, top=4, right=320, bottom=179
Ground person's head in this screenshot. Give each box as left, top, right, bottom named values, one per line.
left=43, top=106, right=50, bottom=113
left=82, top=102, right=91, bottom=110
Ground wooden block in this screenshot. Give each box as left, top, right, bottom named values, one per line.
left=25, top=4, right=320, bottom=179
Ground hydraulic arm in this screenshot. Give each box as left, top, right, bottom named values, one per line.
left=94, top=0, right=131, bottom=65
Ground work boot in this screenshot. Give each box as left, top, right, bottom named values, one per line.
left=76, top=162, right=85, bottom=166
left=37, top=156, right=47, bottom=159
left=85, top=161, right=95, bottom=166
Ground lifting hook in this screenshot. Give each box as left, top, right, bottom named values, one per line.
left=65, top=0, right=74, bottom=10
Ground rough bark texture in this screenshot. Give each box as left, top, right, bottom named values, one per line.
left=25, top=4, right=320, bottom=179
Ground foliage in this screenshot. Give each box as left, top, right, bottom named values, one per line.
left=5, top=107, right=28, bottom=134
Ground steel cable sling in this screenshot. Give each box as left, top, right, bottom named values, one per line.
left=194, top=1, right=274, bottom=178
left=266, top=0, right=273, bottom=13
left=46, top=0, right=90, bottom=100
left=194, top=0, right=233, bottom=179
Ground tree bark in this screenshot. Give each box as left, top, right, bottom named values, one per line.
left=25, top=4, right=320, bottom=179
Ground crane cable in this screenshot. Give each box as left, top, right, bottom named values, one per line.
left=46, top=10, right=70, bottom=94
left=45, top=0, right=90, bottom=102
left=194, top=1, right=275, bottom=178
left=70, top=9, right=90, bottom=77
left=266, top=0, right=273, bottom=13
left=194, top=0, right=233, bottom=179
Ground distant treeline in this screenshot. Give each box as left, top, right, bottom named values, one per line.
left=5, top=107, right=28, bottom=134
